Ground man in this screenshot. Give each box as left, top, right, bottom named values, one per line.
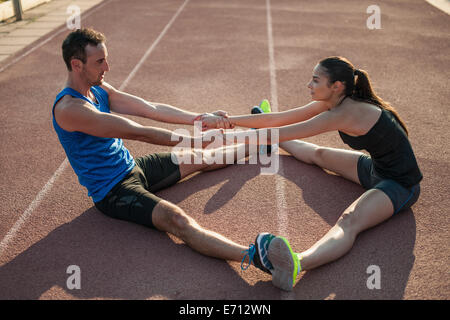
left=52, top=28, right=272, bottom=274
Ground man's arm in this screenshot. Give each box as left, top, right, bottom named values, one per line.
left=54, top=96, right=199, bottom=147
left=100, top=82, right=199, bottom=125
left=101, top=82, right=233, bottom=129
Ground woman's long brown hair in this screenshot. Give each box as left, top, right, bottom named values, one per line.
left=319, top=56, right=409, bottom=135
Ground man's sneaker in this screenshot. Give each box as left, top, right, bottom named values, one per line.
left=241, top=233, right=275, bottom=274
left=250, top=100, right=272, bottom=154
left=268, top=236, right=300, bottom=291
left=254, top=232, right=275, bottom=273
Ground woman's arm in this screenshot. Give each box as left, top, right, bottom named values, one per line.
left=227, top=100, right=327, bottom=128
left=226, top=108, right=346, bottom=145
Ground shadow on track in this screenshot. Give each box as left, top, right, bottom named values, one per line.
left=0, top=162, right=279, bottom=300
left=0, top=155, right=415, bottom=299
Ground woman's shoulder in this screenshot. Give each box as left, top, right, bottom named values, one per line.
left=340, top=98, right=381, bottom=115
left=337, top=98, right=383, bottom=135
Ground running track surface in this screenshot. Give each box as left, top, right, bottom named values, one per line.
left=0, top=0, right=449, bottom=300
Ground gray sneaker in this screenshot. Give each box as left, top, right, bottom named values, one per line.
left=268, top=236, right=300, bottom=291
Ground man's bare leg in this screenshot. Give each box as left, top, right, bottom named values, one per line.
left=152, top=200, right=247, bottom=261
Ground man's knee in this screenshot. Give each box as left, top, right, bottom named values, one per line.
left=174, top=149, right=203, bottom=166
left=171, top=210, right=192, bottom=233
left=152, top=200, right=196, bottom=237
left=312, top=147, right=328, bottom=166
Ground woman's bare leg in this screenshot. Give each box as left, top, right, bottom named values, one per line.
left=279, top=140, right=362, bottom=184
left=298, top=188, right=394, bottom=270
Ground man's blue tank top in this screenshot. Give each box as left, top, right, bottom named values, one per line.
left=52, top=86, right=135, bottom=202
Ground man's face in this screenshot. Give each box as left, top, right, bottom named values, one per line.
left=80, top=42, right=110, bottom=86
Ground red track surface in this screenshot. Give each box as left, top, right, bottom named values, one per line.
left=0, top=0, right=449, bottom=300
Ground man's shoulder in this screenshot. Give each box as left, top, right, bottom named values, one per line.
left=55, top=94, right=90, bottom=112
left=99, top=82, right=116, bottom=96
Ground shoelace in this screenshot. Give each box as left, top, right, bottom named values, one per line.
left=240, top=244, right=256, bottom=270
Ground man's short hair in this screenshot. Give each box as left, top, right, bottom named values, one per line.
left=62, top=28, right=106, bottom=71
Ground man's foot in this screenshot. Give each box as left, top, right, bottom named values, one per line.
left=268, top=236, right=300, bottom=291
left=241, top=232, right=275, bottom=274
left=254, top=232, right=275, bottom=273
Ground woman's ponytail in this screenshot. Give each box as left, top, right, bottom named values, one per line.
left=353, top=69, right=373, bottom=101
left=352, top=68, right=409, bottom=136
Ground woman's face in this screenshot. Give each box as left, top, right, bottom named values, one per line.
left=307, top=64, right=333, bottom=101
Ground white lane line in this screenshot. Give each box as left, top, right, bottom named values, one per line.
left=119, top=0, right=190, bottom=90
left=266, top=0, right=295, bottom=299
left=266, top=0, right=279, bottom=113
left=0, top=159, right=69, bottom=257
left=265, top=0, right=287, bottom=237
left=0, top=0, right=190, bottom=258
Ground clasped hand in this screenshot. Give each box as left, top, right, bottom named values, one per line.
left=195, top=110, right=234, bottom=131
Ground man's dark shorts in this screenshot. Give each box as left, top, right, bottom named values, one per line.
left=95, top=153, right=181, bottom=228
left=357, top=154, right=420, bottom=214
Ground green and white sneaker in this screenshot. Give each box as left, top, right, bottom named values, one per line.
left=267, top=236, right=301, bottom=291
left=259, top=99, right=271, bottom=113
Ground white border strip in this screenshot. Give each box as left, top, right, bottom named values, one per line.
left=425, top=0, right=450, bottom=15
left=0, top=0, right=111, bottom=73
left=0, top=0, right=190, bottom=258
left=0, top=0, right=51, bottom=21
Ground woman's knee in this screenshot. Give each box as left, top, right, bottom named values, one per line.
left=336, top=211, right=356, bottom=234
left=335, top=189, right=395, bottom=238
left=335, top=206, right=362, bottom=242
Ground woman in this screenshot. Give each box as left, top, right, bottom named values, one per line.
left=212, top=56, right=423, bottom=291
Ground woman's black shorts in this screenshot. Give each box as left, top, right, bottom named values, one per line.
left=357, top=154, right=420, bottom=214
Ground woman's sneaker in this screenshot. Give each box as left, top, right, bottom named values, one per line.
left=250, top=100, right=272, bottom=154
left=268, top=236, right=300, bottom=291
left=259, top=99, right=271, bottom=113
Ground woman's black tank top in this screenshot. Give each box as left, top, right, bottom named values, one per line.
left=339, top=109, right=423, bottom=188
